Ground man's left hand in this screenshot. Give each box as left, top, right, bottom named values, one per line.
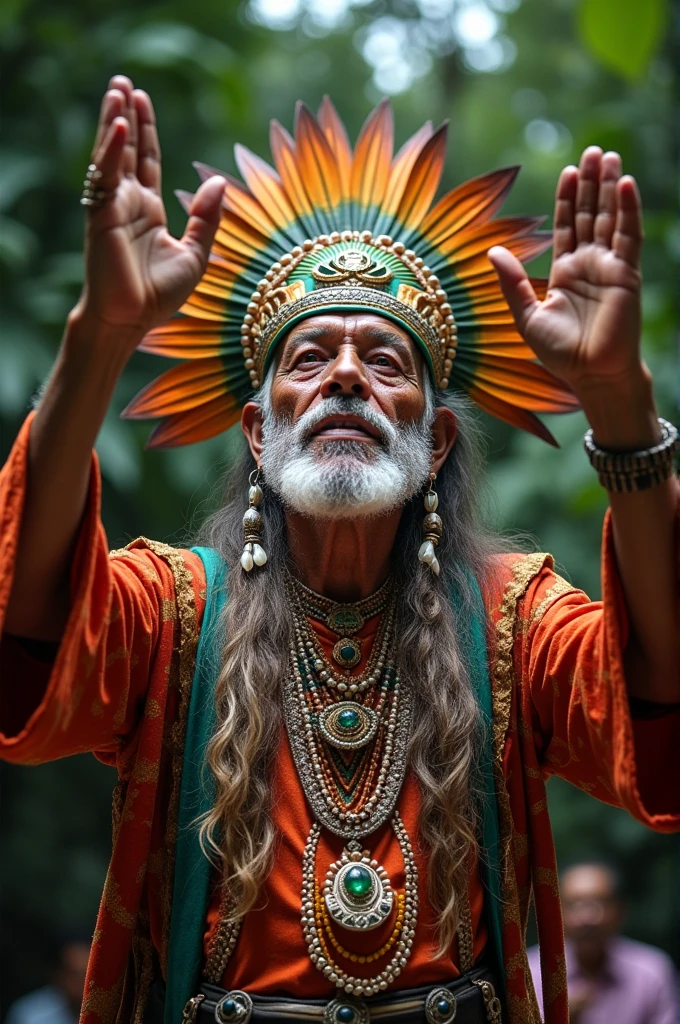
left=488, top=146, right=644, bottom=399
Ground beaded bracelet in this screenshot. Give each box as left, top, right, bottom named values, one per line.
left=583, top=417, right=678, bottom=493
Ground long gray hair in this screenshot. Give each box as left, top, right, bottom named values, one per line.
left=196, top=389, right=500, bottom=954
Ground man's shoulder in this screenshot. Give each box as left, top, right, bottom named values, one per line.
left=484, top=551, right=580, bottom=619
left=5, top=986, right=72, bottom=1024
left=109, top=538, right=208, bottom=587
left=611, top=936, right=677, bottom=980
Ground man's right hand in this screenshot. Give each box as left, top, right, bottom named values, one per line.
left=4, top=75, right=225, bottom=641
left=76, top=74, right=225, bottom=351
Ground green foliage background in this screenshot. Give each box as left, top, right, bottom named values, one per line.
left=1, top=0, right=677, bottom=1011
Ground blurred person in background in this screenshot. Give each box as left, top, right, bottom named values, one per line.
left=1, top=73, right=679, bottom=1024
left=528, top=863, right=679, bottom=1023
left=5, top=933, right=90, bottom=1024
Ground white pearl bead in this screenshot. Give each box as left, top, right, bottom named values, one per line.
left=240, top=547, right=254, bottom=571
left=418, top=539, right=435, bottom=564
left=253, top=542, right=267, bottom=566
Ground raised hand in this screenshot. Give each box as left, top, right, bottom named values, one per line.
left=488, top=147, right=643, bottom=396
left=77, top=75, right=225, bottom=349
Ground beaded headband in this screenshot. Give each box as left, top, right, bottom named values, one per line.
left=123, top=98, right=579, bottom=447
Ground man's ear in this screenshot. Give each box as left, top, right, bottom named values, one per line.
left=431, top=405, right=458, bottom=473
left=241, top=402, right=264, bottom=465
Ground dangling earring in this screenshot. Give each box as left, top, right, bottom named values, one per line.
left=241, top=469, right=268, bottom=571
left=418, top=472, right=443, bottom=576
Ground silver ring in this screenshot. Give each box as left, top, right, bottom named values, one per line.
left=80, top=163, right=115, bottom=209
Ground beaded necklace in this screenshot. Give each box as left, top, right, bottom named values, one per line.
left=203, top=578, right=475, bottom=1004
left=285, top=580, right=412, bottom=836
left=287, top=571, right=394, bottom=676
left=280, top=577, right=422, bottom=998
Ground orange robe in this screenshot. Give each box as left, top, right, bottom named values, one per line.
left=1, top=414, right=679, bottom=1024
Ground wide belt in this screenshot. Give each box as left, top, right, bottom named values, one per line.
left=183, top=966, right=502, bottom=1024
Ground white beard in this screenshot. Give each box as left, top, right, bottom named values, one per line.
left=260, top=395, right=434, bottom=519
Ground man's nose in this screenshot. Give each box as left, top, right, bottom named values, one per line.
left=320, top=345, right=371, bottom=400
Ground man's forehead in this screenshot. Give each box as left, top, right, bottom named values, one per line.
left=561, top=865, right=617, bottom=897
left=282, top=313, right=422, bottom=358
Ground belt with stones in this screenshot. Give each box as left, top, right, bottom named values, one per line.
left=184, top=965, right=502, bottom=1024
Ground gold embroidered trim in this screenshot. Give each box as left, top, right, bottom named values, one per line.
left=528, top=575, right=577, bottom=627
left=135, top=538, right=200, bottom=975
left=130, top=933, right=155, bottom=1024
left=491, top=552, right=552, bottom=1024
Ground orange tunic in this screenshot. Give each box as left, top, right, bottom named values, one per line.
left=1, top=413, right=679, bottom=1024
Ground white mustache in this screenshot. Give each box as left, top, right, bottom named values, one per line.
left=292, top=397, right=396, bottom=448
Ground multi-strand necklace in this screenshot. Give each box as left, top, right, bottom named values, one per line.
left=283, top=576, right=419, bottom=997
left=285, top=575, right=412, bottom=836
left=203, top=576, right=421, bottom=1001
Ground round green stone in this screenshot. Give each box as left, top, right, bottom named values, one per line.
left=337, top=708, right=360, bottom=730
left=344, top=865, right=372, bottom=897
left=339, top=644, right=357, bottom=663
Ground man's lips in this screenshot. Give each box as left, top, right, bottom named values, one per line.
left=308, top=415, right=382, bottom=442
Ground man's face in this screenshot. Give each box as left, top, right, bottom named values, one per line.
left=561, top=865, right=622, bottom=955
left=255, top=313, right=436, bottom=518
left=269, top=312, right=427, bottom=428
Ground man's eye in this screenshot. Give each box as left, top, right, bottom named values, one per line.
left=372, top=355, right=393, bottom=367
left=300, top=352, right=321, bottom=363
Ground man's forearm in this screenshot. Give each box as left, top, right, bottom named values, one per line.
left=577, top=367, right=680, bottom=702
left=4, top=307, right=142, bottom=640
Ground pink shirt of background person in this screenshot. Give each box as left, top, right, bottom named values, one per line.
left=527, top=864, right=679, bottom=1024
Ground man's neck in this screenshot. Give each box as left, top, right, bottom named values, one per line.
left=572, top=941, right=609, bottom=980
left=285, top=508, right=402, bottom=601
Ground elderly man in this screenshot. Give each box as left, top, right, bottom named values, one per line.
left=0, top=75, right=678, bottom=1024
left=528, top=863, right=679, bottom=1023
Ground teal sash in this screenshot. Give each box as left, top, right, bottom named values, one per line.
left=164, top=546, right=227, bottom=1024
left=164, top=551, right=504, bottom=1022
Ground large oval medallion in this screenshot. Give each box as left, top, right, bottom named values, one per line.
left=324, top=841, right=394, bottom=931
left=318, top=701, right=379, bottom=750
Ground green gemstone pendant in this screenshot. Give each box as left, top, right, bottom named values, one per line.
left=344, top=865, right=373, bottom=897
left=324, top=841, right=394, bottom=931
left=332, top=637, right=362, bottom=669
left=327, top=604, right=365, bottom=635
left=318, top=701, right=379, bottom=750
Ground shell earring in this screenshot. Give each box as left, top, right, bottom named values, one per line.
left=241, top=469, right=268, bottom=571
left=418, top=472, right=443, bottom=575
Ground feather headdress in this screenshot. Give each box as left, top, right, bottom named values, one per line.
left=124, top=98, right=578, bottom=447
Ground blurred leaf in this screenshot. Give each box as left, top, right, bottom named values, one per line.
left=0, top=0, right=29, bottom=32
left=578, top=0, right=666, bottom=80
left=0, top=153, right=48, bottom=211
left=96, top=412, right=142, bottom=491
left=0, top=215, right=38, bottom=269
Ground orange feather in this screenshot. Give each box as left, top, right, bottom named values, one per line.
left=295, top=102, right=341, bottom=213
left=122, top=358, right=229, bottom=419
left=270, top=119, right=315, bottom=220
left=139, top=336, right=223, bottom=360
left=318, top=95, right=352, bottom=200
left=447, top=234, right=552, bottom=284
left=383, top=122, right=433, bottom=216
left=233, top=145, right=296, bottom=227
left=465, top=385, right=560, bottom=446
left=458, top=337, right=535, bottom=360
left=222, top=177, right=279, bottom=239
left=395, top=124, right=448, bottom=232
left=419, top=167, right=519, bottom=248
left=469, top=357, right=578, bottom=411
left=350, top=99, right=394, bottom=210
left=146, top=396, right=243, bottom=449
left=436, top=216, right=545, bottom=259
